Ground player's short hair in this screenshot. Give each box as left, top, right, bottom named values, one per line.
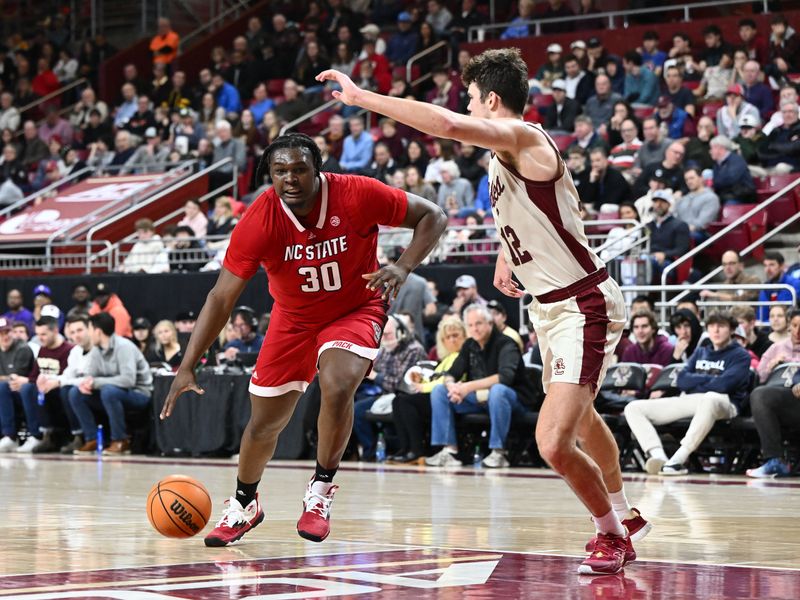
left=256, top=132, right=323, bottom=183
left=461, top=48, right=529, bottom=115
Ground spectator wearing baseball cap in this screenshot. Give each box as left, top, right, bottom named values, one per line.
left=0, top=315, right=36, bottom=453
left=717, top=84, right=761, bottom=139
left=543, top=78, right=581, bottom=133
left=386, top=12, right=419, bottom=66
left=647, top=189, right=691, bottom=282
left=487, top=300, right=524, bottom=351
left=451, top=274, right=486, bottom=316
left=733, top=113, right=768, bottom=173
left=88, top=283, right=132, bottom=338
left=535, top=44, right=566, bottom=90
left=31, top=285, right=65, bottom=331
left=2, top=289, right=34, bottom=336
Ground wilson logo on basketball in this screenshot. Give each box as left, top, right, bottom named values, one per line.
left=170, top=499, right=201, bottom=533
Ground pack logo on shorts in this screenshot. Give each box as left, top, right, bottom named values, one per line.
left=372, top=321, right=382, bottom=343
left=553, top=357, right=565, bottom=376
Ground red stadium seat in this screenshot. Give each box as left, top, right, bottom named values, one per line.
left=266, top=79, right=286, bottom=97
left=550, top=134, right=575, bottom=153
left=633, top=106, right=654, bottom=120
left=701, top=101, right=724, bottom=119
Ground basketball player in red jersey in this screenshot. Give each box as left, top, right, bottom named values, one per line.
left=318, top=50, right=650, bottom=575
left=161, top=133, right=446, bottom=547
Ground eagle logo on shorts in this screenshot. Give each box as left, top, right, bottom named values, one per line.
left=372, top=322, right=382, bottom=343
left=330, top=216, right=341, bottom=227
left=553, top=358, right=566, bottom=376
left=613, top=365, right=632, bottom=387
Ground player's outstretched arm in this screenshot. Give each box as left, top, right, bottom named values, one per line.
left=363, top=193, right=447, bottom=300
left=316, top=69, right=524, bottom=154
left=160, top=267, right=250, bottom=419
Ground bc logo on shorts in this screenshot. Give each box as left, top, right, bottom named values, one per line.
left=553, top=358, right=566, bottom=376
left=372, top=322, right=382, bottom=343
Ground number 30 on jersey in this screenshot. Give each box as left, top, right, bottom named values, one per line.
left=299, top=261, right=343, bottom=292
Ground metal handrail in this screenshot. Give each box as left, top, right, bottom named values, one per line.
left=622, top=284, right=796, bottom=327
left=42, top=163, right=195, bottom=270
left=279, top=98, right=341, bottom=137
left=104, top=179, right=238, bottom=271
left=660, top=177, right=800, bottom=305
left=84, top=158, right=233, bottom=273
left=469, top=0, right=770, bottom=42
left=595, top=222, right=651, bottom=261
left=0, top=167, right=94, bottom=220
left=17, top=77, right=88, bottom=114
left=668, top=180, right=800, bottom=306
left=179, top=0, right=258, bottom=49
left=407, top=41, right=451, bottom=85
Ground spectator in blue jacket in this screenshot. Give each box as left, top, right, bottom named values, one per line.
left=385, top=12, right=419, bottom=66
left=339, top=116, right=374, bottom=174
left=624, top=312, right=751, bottom=476
left=710, top=135, right=756, bottom=204
left=741, top=60, right=774, bottom=121
left=622, top=51, right=659, bottom=106
left=211, top=71, right=242, bottom=116
left=757, top=251, right=800, bottom=323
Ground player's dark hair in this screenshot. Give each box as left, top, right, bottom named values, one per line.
left=255, top=132, right=323, bottom=183
left=461, top=48, right=529, bottom=115
left=89, top=312, right=115, bottom=336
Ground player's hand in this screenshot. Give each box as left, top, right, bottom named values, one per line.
left=315, top=69, right=360, bottom=105
left=363, top=264, right=409, bottom=300
left=793, top=383, right=800, bottom=398
left=160, top=368, right=204, bottom=420
left=494, top=252, right=524, bottom=298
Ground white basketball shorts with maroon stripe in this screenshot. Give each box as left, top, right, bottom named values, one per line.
left=528, top=268, right=626, bottom=394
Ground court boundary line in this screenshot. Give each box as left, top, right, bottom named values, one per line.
left=13, top=455, right=800, bottom=489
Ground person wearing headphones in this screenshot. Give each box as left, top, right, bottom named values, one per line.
left=222, top=306, right=263, bottom=362
left=352, top=314, right=426, bottom=460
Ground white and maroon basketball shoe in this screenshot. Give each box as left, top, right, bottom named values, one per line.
left=296, top=478, right=338, bottom=542
left=204, top=494, right=264, bottom=547
left=578, top=532, right=635, bottom=575
left=586, top=507, right=652, bottom=552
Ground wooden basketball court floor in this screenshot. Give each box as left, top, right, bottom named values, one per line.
left=1, top=455, right=799, bottom=599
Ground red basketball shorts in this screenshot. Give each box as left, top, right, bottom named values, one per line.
left=248, top=300, right=387, bottom=397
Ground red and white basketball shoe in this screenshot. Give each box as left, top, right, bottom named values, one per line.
left=296, top=479, right=338, bottom=542
left=204, top=494, right=264, bottom=547
left=586, top=507, right=651, bottom=553
left=578, top=532, right=635, bottom=575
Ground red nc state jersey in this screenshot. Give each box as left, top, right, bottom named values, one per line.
left=223, top=172, right=408, bottom=327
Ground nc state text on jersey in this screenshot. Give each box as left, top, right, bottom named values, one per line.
left=284, top=235, right=348, bottom=262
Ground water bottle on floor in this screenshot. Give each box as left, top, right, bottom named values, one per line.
left=97, top=425, right=104, bottom=455
left=473, top=445, right=482, bottom=469
left=37, top=391, right=45, bottom=406
left=375, top=432, right=386, bottom=463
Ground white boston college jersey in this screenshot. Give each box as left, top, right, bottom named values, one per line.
left=488, top=125, right=605, bottom=299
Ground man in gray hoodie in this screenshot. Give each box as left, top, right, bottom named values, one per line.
left=68, top=312, right=152, bottom=455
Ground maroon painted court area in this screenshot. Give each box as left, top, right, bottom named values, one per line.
left=1, top=549, right=798, bottom=599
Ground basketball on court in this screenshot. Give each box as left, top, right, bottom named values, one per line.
left=146, top=475, right=212, bottom=539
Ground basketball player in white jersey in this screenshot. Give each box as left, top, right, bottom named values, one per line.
left=318, top=49, right=651, bottom=575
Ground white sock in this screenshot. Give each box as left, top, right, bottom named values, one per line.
left=593, top=509, right=626, bottom=537
left=668, top=446, right=690, bottom=466
left=310, top=480, right=334, bottom=495
left=648, top=447, right=668, bottom=462
left=608, top=488, right=633, bottom=520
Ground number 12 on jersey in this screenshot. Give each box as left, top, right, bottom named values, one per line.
left=299, top=261, right=343, bottom=292
left=499, top=225, right=533, bottom=266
